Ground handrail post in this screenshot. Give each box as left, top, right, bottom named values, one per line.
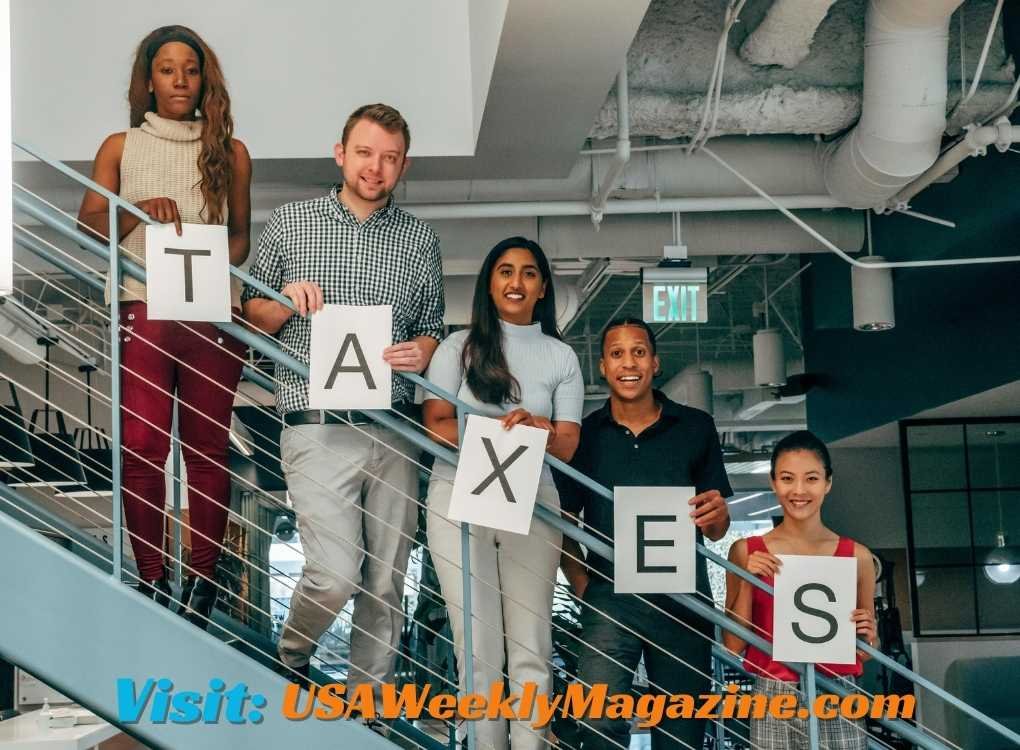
left=108, top=203, right=123, bottom=583
left=713, top=624, right=726, bottom=749
left=456, top=406, right=475, bottom=750
left=805, top=665, right=819, bottom=749
left=172, top=402, right=183, bottom=588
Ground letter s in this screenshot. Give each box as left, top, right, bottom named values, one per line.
left=170, top=691, right=203, bottom=724
left=791, top=583, right=838, bottom=644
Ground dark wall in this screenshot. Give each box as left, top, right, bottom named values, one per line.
left=803, top=148, right=1020, bottom=442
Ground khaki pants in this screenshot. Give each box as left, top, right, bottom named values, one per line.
left=277, top=423, right=418, bottom=698
left=427, top=476, right=562, bottom=750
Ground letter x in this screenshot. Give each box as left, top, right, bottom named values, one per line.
left=470, top=438, right=528, bottom=503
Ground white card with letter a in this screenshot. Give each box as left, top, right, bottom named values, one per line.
left=447, top=414, right=547, bottom=535
left=308, top=304, right=392, bottom=410
left=145, top=223, right=231, bottom=322
left=613, top=486, right=696, bottom=593
left=772, top=554, right=857, bottom=665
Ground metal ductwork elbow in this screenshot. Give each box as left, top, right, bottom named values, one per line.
left=823, top=0, right=965, bottom=209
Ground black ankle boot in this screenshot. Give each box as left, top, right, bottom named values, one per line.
left=138, top=573, right=173, bottom=608
left=178, top=575, right=218, bottom=630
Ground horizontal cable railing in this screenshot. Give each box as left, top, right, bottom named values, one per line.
left=8, top=141, right=1018, bottom=749
left=1, top=277, right=751, bottom=750
left=5, top=147, right=954, bottom=750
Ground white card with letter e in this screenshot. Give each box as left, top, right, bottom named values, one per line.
left=308, top=304, right=392, bottom=410
left=772, top=554, right=857, bottom=664
left=613, top=486, right=696, bottom=593
left=447, top=414, right=547, bottom=535
left=145, top=223, right=231, bottom=322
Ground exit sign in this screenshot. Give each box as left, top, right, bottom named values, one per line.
left=641, top=266, right=708, bottom=324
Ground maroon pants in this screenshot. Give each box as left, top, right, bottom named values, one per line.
left=119, top=302, right=245, bottom=580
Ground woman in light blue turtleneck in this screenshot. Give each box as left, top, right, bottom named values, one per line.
left=424, top=237, right=583, bottom=750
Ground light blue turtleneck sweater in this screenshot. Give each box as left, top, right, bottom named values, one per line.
left=425, top=319, right=584, bottom=480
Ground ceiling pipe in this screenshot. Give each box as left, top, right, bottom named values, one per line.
left=886, top=118, right=1020, bottom=210
left=590, top=65, right=631, bottom=229
left=823, top=0, right=965, bottom=209
left=403, top=194, right=840, bottom=221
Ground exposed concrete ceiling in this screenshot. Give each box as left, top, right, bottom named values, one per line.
left=591, top=0, right=1013, bottom=140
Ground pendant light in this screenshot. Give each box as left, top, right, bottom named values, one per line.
left=852, top=214, right=895, bottom=331
left=55, top=365, right=113, bottom=498
left=5, top=338, right=86, bottom=488
left=982, top=430, right=1019, bottom=585
left=685, top=326, right=714, bottom=414
left=753, top=267, right=785, bottom=387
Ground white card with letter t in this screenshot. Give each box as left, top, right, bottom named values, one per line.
left=145, top=222, right=231, bottom=322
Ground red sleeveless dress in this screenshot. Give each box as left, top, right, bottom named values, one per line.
left=743, top=535, right=863, bottom=682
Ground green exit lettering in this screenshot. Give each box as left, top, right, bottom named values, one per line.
left=652, top=284, right=699, bottom=322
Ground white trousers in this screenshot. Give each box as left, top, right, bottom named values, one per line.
left=427, top=477, right=562, bottom=750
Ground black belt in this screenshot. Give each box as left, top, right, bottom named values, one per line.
left=283, top=404, right=417, bottom=428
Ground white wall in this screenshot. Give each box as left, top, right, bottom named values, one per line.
left=12, top=0, right=504, bottom=160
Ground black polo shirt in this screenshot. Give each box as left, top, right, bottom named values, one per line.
left=555, top=391, right=733, bottom=596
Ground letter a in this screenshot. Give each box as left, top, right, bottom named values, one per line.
left=325, top=333, right=377, bottom=390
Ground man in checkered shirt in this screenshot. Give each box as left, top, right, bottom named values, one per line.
left=243, top=104, right=444, bottom=693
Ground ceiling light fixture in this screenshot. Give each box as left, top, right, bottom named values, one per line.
left=686, top=326, right=713, bottom=414
left=753, top=266, right=786, bottom=386
left=982, top=430, right=1019, bottom=585
left=852, top=218, right=895, bottom=331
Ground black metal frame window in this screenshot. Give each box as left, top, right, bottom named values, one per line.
left=901, top=417, right=1020, bottom=637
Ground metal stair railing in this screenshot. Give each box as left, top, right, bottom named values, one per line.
left=11, top=140, right=1020, bottom=750
left=7, top=153, right=934, bottom=750
left=5, top=146, right=971, bottom=750
left=0, top=482, right=399, bottom=750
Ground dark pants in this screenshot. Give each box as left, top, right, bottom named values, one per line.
left=119, top=302, right=245, bottom=580
left=577, top=580, right=712, bottom=750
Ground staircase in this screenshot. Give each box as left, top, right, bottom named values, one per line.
left=1, top=143, right=1017, bottom=750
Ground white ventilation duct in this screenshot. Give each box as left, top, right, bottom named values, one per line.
left=823, top=0, right=965, bottom=209
left=442, top=275, right=580, bottom=329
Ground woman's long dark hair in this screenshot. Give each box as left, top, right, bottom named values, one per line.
left=128, top=25, right=234, bottom=225
left=463, top=237, right=560, bottom=405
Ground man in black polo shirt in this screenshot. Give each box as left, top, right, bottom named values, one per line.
left=557, top=317, right=731, bottom=750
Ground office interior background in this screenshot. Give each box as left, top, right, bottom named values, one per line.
left=1, top=1, right=1018, bottom=749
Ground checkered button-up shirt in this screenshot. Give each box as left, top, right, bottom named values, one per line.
left=242, top=185, right=444, bottom=414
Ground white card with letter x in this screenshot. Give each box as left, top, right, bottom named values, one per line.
left=447, top=414, right=547, bottom=535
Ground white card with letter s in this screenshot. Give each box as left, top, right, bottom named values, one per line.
left=145, top=223, right=231, bottom=322
left=447, top=414, right=547, bottom=535
left=308, top=304, right=392, bottom=410
left=772, top=554, right=857, bottom=665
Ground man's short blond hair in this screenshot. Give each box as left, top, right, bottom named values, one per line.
left=341, top=103, right=410, bottom=155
